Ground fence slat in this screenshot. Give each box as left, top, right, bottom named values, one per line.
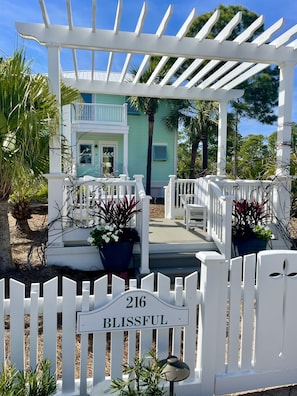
left=139, top=273, right=154, bottom=356
left=240, top=254, right=256, bottom=370
left=93, top=276, right=109, bottom=385
left=184, top=271, right=198, bottom=381
left=110, top=275, right=125, bottom=379
left=227, top=258, right=242, bottom=372
left=156, top=273, right=171, bottom=360
left=62, top=277, right=77, bottom=393
left=127, top=279, right=137, bottom=365
left=43, top=277, right=58, bottom=376
left=0, top=280, right=4, bottom=365
left=29, top=283, right=40, bottom=369
left=10, top=279, right=25, bottom=370
left=172, top=277, right=183, bottom=356
left=80, top=281, right=90, bottom=396
left=254, top=251, right=297, bottom=371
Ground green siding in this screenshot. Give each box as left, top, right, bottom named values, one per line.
left=127, top=102, right=176, bottom=184
left=75, top=95, right=177, bottom=194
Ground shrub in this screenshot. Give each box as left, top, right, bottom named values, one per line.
left=110, top=350, right=166, bottom=395
left=0, top=360, right=56, bottom=396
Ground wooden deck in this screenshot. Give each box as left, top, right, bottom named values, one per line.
left=148, top=218, right=216, bottom=252
left=134, top=218, right=217, bottom=279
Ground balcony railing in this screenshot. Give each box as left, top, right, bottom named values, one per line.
left=72, top=103, right=127, bottom=125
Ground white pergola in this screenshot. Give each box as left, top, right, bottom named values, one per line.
left=16, top=0, right=297, bottom=225
left=16, top=0, right=297, bottom=177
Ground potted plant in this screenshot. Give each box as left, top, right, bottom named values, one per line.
left=88, top=195, right=141, bottom=271
left=232, top=198, right=272, bottom=257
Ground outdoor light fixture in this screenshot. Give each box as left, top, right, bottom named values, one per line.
left=160, top=355, right=190, bottom=396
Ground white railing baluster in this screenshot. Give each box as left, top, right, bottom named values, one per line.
left=73, top=103, right=127, bottom=125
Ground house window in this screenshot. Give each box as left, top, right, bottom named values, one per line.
left=153, top=144, right=168, bottom=161
left=79, top=143, right=93, bottom=164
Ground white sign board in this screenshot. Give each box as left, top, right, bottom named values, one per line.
left=77, top=289, right=189, bottom=333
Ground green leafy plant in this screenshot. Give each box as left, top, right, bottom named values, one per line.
left=0, top=360, right=56, bottom=396
left=110, top=350, right=166, bottom=395
left=232, top=198, right=270, bottom=239
left=252, top=224, right=272, bottom=241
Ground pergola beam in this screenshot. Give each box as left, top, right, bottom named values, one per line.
left=62, top=77, right=244, bottom=101
left=16, top=22, right=297, bottom=65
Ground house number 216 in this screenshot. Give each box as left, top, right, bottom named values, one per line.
left=126, top=295, right=146, bottom=308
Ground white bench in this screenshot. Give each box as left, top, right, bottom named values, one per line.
left=180, top=193, right=207, bottom=232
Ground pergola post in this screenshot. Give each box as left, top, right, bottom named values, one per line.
left=275, top=62, right=295, bottom=225
left=47, top=45, right=62, bottom=173
left=46, top=45, right=64, bottom=247
left=217, top=101, right=228, bottom=176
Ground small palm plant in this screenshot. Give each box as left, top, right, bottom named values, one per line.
left=110, top=350, right=166, bottom=395
left=0, top=360, right=56, bottom=396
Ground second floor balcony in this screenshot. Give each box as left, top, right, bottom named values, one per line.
left=72, top=103, right=128, bottom=126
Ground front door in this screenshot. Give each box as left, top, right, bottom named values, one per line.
left=100, top=143, right=117, bottom=177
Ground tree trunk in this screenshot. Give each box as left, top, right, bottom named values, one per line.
left=0, top=200, right=14, bottom=271
left=11, top=200, right=33, bottom=235
left=189, top=139, right=200, bottom=179
left=146, top=112, right=154, bottom=195
left=202, top=133, right=208, bottom=173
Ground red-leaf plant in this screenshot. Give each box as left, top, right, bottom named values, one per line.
left=232, top=198, right=268, bottom=239
left=89, top=196, right=141, bottom=248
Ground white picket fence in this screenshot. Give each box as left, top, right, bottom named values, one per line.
left=2, top=250, right=297, bottom=395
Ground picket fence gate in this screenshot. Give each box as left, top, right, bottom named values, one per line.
left=2, top=250, right=297, bottom=396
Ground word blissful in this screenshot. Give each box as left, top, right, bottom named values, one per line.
left=103, top=314, right=168, bottom=329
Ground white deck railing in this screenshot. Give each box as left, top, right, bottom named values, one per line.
left=165, top=175, right=278, bottom=259
left=208, top=180, right=233, bottom=259
left=4, top=250, right=297, bottom=395
left=47, top=174, right=151, bottom=273
left=72, top=103, right=127, bottom=125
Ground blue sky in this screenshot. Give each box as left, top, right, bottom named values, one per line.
left=1, top=0, right=297, bottom=136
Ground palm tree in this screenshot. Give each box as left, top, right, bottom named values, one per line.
left=166, top=100, right=218, bottom=178
left=128, top=68, right=161, bottom=195
left=0, top=50, right=79, bottom=270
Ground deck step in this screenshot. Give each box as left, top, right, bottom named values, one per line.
left=148, top=240, right=217, bottom=253
left=149, top=251, right=200, bottom=269
left=134, top=252, right=202, bottom=284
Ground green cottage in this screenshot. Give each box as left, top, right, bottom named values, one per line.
left=62, top=75, right=177, bottom=200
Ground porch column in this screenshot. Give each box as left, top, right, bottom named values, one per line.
left=47, top=45, right=62, bottom=173
left=46, top=45, right=64, bottom=247
left=275, top=62, right=295, bottom=225
left=123, top=130, right=129, bottom=175
left=217, top=101, right=228, bottom=176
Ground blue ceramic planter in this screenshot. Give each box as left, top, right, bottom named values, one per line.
left=232, top=237, right=267, bottom=257
left=99, top=241, right=134, bottom=271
